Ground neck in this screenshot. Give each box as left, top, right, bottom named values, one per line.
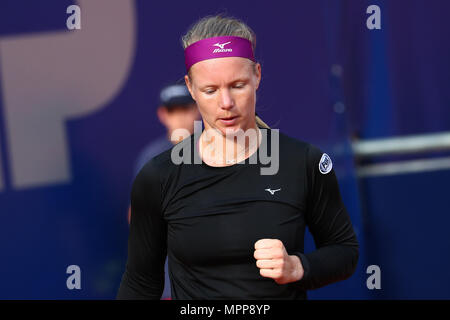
left=199, top=123, right=261, bottom=166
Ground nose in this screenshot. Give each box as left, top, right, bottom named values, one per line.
left=219, top=88, right=234, bottom=110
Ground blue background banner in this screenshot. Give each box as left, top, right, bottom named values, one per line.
left=0, top=0, right=449, bottom=299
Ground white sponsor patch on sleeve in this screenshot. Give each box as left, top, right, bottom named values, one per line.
left=319, top=153, right=333, bottom=174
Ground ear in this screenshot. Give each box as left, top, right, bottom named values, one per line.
left=156, top=106, right=168, bottom=126
left=254, top=63, right=262, bottom=90
left=184, top=74, right=196, bottom=100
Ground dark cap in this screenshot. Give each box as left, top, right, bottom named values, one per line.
left=159, top=83, right=195, bottom=108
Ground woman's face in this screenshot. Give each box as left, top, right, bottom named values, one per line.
left=185, top=57, right=261, bottom=136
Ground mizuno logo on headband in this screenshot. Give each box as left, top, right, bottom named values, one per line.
left=213, top=41, right=232, bottom=53
left=184, top=36, right=255, bottom=71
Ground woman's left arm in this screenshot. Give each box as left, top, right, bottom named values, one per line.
left=292, top=144, right=359, bottom=290
left=254, top=144, right=359, bottom=288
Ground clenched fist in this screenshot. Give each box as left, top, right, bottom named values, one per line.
left=254, top=239, right=304, bottom=285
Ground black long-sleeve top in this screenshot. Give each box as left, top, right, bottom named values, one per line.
left=117, top=128, right=359, bottom=299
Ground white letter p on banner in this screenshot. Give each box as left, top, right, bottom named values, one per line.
left=0, top=0, right=136, bottom=190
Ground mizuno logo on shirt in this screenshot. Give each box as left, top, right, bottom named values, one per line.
left=265, top=188, right=281, bottom=195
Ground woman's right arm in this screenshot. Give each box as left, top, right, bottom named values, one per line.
left=117, top=159, right=167, bottom=299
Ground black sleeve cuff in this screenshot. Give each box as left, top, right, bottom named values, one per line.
left=292, top=252, right=311, bottom=289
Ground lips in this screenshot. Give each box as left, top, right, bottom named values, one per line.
left=219, top=115, right=238, bottom=126
left=220, top=116, right=237, bottom=120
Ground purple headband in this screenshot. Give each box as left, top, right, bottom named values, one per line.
left=184, top=36, right=255, bottom=72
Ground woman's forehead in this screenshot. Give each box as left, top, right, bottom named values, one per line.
left=190, top=57, right=253, bottom=84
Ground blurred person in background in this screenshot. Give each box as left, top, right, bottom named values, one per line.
left=132, top=83, right=199, bottom=179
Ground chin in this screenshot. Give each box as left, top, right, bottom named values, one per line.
left=221, top=125, right=243, bottom=137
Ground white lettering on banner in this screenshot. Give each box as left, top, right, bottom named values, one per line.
left=66, top=265, right=81, bottom=290
left=366, top=264, right=381, bottom=289
left=66, top=5, right=82, bottom=30
left=366, top=5, right=381, bottom=30
left=0, top=0, right=136, bottom=190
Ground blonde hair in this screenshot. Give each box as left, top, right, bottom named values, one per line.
left=182, top=14, right=270, bottom=129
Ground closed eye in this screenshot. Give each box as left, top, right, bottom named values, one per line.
left=233, top=82, right=246, bottom=89
left=204, top=88, right=216, bottom=95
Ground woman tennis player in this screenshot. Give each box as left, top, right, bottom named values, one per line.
left=117, top=15, right=359, bottom=300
